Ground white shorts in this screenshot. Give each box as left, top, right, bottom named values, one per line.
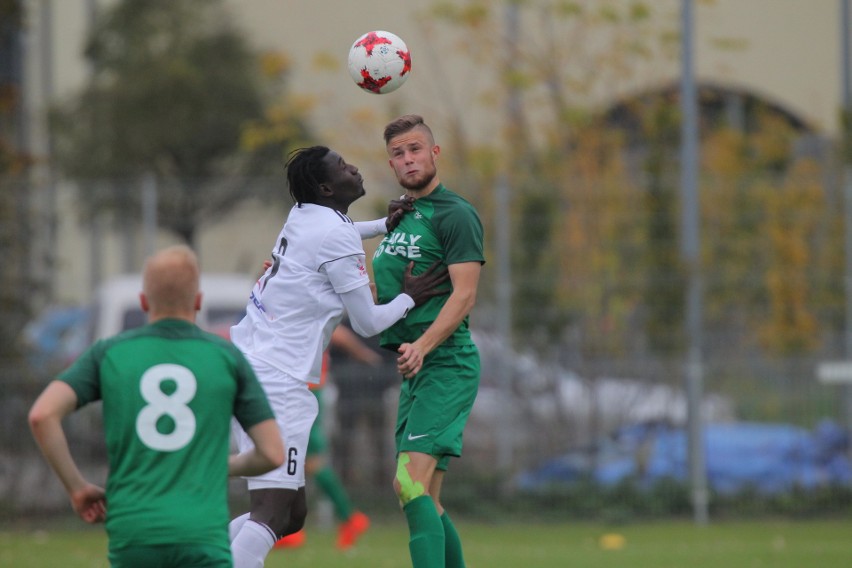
left=232, top=357, right=318, bottom=490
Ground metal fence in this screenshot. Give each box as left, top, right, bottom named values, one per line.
left=4, top=166, right=852, bottom=522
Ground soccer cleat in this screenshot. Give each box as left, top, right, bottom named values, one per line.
left=274, top=528, right=306, bottom=549
left=337, top=511, right=370, bottom=550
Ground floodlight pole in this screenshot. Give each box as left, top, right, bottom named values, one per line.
left=142, top=173, right=158, bottom=258
left=495, top=2, right=519, bottom=478
left=840, top=0, right=852, bottom=453
left=680, top=0, right=709, bottom=525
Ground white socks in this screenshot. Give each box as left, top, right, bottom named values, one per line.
left=229, top=512, right=251, bottom=542
left=231, top=519, right=276, bottom=568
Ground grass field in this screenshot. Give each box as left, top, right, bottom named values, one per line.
left=2, top=518, right=851, bottom=567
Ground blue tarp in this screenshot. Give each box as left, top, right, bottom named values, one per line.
left=516, top=420, right=852, bottom=494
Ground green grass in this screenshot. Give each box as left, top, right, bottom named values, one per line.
left=2, top=518, right=851, bottom=567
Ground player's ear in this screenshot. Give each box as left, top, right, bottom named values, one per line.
left=139, top=293, right=150, bottom=313
left=432, top=145, right=440, bottom=160
left=317, top=182, right=334, bottom=198
left=194, top=292, right=202, bottom=312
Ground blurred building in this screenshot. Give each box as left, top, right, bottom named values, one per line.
left=13, top=0, right=848, bottom=304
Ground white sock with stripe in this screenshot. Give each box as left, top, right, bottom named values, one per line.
left=228, top=512, right=251, bottom=542
left=231, top=519, right=276, bottom=568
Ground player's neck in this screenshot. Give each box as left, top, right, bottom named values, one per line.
left=147, top=312, right=196, bottom=324
left=406, top=178, right=440, bottom=200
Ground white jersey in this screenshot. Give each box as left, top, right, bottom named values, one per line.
left=230, top=203, right=370, bottom=383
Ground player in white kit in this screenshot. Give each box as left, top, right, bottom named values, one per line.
left=228, top=146, right=448, bottom=568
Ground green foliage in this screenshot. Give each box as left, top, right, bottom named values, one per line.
left=641, top=97, right=685, bottom=354
left=507, top=478, right=852, bottom=521
left=421, top=0, right=834, bottom=360
left=51, top=0, right=309, bottom=244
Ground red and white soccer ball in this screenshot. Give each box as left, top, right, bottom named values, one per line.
left=347, top=30, right=411, bottom=94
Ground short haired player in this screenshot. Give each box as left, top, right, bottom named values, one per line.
left=29, top=245, right=284, bottom=568
left=228, top=146, right=449, bottom=568
left=373, top=115, right=485, bottom=568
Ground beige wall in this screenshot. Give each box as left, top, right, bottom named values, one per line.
left=22, top=0, right=848, bottom=304
left=694, top=0, right=840, bottom=133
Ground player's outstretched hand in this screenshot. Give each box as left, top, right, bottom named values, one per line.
left=386, top=196, right=415, bottom=232
left=402, top=261, right=450, bottom=307
left=71, top=482, right=107, bottom=524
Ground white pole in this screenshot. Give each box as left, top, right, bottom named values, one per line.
left=142, top=173, right=158, bottom=258
left=495, top=3, right=519, bottom=477
left=680, top=0, right=709, bottom=525
left=839, top=0, right=852, bottom=458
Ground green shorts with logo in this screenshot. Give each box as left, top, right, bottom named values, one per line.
left=395, top=344, right=480, bottom=471
left=109, top=543, right=232, bottom=568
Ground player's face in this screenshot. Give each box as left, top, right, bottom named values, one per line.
left=322, top=151, right=366, bottom=208
left=386, top=128, right=439, bottom=192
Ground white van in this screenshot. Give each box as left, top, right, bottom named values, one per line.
left=90, top=273, right=254, bottom=340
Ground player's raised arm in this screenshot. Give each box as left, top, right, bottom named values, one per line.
left=340, top=261, right=449, bottom=338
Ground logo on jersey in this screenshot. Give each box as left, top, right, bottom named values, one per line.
left=356, top=257, right=367, bottom=277
left=374, top=232, right=423, bottom=259
left=250, top=291, right=267, bottom=314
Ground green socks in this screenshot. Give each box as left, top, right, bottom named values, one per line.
left=315, top=466, right=354, bottom=521
left=441, top=511, right=466, bottom=568
left=404, top=495, right=445, bottom=567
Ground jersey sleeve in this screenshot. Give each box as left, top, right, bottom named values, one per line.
left=437, top=201, right=486, bottom=265
left=354, top=218, right=388, bottom=239
left=319, top=223, right=371, bottom=294
left=56, top=341, right=105, bottom=408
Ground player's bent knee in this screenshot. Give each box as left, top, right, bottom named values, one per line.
left=248, top=487, right=306, bottom=538
left=395, top=453, right=425, bottom=505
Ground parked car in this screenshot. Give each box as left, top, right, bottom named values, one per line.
left=23, top=306, right=92, bottom=373
left=90, top=273, right=253, bottom=340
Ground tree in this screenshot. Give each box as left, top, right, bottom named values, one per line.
left=51, top=0, right=310, bottom=246
left=421, top=0, right=677, bottom=356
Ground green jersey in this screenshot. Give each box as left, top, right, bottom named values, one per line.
left=58, top=318, right=274, bottom=554
left=373, top=184, right=485, bottom=348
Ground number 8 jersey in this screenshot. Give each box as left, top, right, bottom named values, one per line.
left=57, top=318, right=273, bottom=555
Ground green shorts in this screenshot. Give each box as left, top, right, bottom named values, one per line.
left=109, top=543, right=232, bottom=568
left=307, top=388, right=327, bottom=456
left=395, top=344, right=480, bottom=471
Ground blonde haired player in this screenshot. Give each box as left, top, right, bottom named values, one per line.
left=29, top=245, right=283, bottom=567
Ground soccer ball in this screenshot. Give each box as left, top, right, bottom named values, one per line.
left=347, top=30, right=411, bottom=94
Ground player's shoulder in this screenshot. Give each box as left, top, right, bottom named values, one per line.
left=292, top=203, right=355, bottom=226
left=433, top=185, right=478, bottom=212
left=430, top=185, right=481, bottom=225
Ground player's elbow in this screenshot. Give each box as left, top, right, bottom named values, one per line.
left=27, top=402, right=55, bottom=437
left=249, top=420, right=286, bottom=472
left=349, top=317, right=381, bottom=338
left=27, top=406, right=46, bottom=435
left=264, top=443, right=286, bottom=470
left=455, top=288, right=478, bottom=315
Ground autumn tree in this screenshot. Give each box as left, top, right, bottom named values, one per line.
left=51, top=0, right=310, bottom=247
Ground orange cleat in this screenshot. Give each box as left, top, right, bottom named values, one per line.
left=337, top=511, right=370, bottom=550
left=274, top=528, right=306, bottom=549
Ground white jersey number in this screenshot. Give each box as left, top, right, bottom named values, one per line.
left=135, top=364, right=197, bottom=452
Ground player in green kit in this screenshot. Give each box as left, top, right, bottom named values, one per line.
left=28, top=245, right=284, bottom=568
left=373, top=114, right=485, bottom=568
